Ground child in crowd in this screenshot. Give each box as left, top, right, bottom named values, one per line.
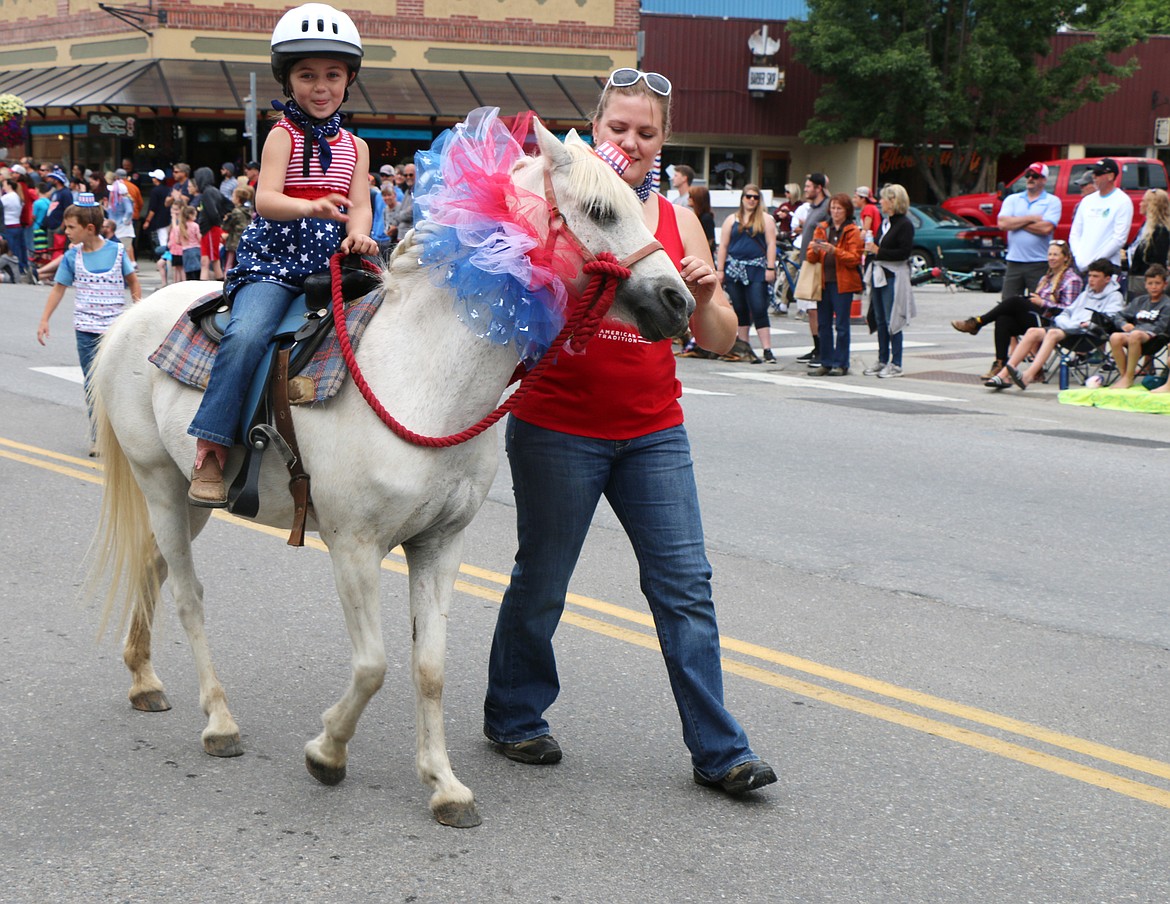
left=32, top=182, right=52, bottom=267
left=101, top=218, right=117, bottom=240
left=221, top=184, right=255, bottom=272
left=168, top=203, right=201, bottom=282
left=35, top=193, right=141, bottom=453
left=0, top=236, right=20, bottom=283
left=1107, top=264, right=1170, bottom=389
left=187, top=2, right=377, bottom=506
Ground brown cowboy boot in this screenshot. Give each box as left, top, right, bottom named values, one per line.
left=189, top=449, right=228, bottom=508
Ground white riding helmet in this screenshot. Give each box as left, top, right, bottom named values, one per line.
left=271, top=3, right=363, bottom=89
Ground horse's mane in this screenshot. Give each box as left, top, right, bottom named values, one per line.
left=555, top=132, right=644, bottom=225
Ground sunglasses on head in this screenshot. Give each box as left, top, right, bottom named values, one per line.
left=606, top=68, right=672, bottom=97
left=743, top=193, right=760, bottom=200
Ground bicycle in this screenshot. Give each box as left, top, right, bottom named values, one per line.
left=770, top=238, right=801, bottom=314
left=910, top=247, right=1004, bottom=293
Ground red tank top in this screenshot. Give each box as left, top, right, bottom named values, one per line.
left=512, top=194, right=688, bottom=439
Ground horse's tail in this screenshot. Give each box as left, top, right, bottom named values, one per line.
left=87, top=372, right=161, bottom=641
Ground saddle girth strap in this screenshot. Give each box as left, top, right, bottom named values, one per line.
left=273, top=347, right=312, bottom=547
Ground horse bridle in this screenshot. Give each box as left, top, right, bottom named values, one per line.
left=331, top=163, right=670, bottom=449
left=541, top=167, right=664, bottom=274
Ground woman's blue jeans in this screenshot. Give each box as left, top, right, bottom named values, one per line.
left=871, top=275, right=903, bottom=366
left=817, top=281, right=853, bottom=368
left=188, top=280, right=298, bottom=447
left=484, top=416, right=757, bottom=780
left=724, top=277, right=770, bottom=329
left=5, top=225, right=27, bottom=273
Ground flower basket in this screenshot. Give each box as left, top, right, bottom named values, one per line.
left=0, top=94, right=28, bottom=149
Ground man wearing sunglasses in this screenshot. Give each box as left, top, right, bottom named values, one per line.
left=997, top=162, right=1061, bottom=301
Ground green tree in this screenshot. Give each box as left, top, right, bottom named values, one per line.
left=788, top=0, right=1147, bottom=198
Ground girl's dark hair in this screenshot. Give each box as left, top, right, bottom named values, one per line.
left=689, top=185, right=711, bottom=219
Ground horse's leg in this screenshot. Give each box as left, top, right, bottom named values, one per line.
left=124, top=548, right=170, bottom=712
left=404, top=532, right=481, bottom=828
left=141, top=486, right=242, bottom=757
left=124, top=506, right=213, bottom=713
left=304, top=540, right=387, bottom=786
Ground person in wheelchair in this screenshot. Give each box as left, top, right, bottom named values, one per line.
left=985, top=258, right=1123, bottom=390
left=1105, top=264, right=1170, bottom=389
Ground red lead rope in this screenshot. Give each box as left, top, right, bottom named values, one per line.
left=330, top=251, right=630, bottom=448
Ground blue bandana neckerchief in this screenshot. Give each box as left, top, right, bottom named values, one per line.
left=633, top=171, right=654, bottom=202
left=271, top=99, right=343, bottom=176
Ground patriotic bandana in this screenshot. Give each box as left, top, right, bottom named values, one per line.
left=272, top=99, right=343, bottom=173
left=633, top=171, right=655, bottom=203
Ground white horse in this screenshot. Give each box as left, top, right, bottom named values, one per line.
left=88, top=120, right=694, bottom=827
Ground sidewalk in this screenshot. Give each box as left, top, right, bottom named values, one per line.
left=755, top=284, right=1071, bottom=395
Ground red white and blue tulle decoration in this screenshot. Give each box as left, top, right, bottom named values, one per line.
left=414, top=107, right=582, bottom=367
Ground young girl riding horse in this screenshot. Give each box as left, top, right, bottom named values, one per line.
left=188, top=2, right=378, bottom=506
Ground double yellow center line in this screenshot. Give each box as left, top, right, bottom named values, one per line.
left=5, top=434, right=1168, bottom=810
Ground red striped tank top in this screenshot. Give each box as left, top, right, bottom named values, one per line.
left=275, top=118, right=358, bottom=196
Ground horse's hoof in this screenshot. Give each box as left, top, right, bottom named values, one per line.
left=305, top=753, right=346, bottom=786
left=130, top=689, right=172, bottom=712
left=203, top=733, right=244, bottom=758
left=433, top=801, right=482, bottom=829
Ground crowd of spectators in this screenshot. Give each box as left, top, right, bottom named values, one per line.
left=0, top=152, right=416, bottom=285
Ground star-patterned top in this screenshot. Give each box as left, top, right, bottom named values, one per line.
left=224, top=120, right=358, bottom=301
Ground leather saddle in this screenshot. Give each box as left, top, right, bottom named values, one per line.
left=189, top=254, right=382, bottom=535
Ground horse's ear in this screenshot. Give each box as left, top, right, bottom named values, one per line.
left=535, top=118, right=573, bottom=170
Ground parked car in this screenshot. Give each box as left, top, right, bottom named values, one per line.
left=906, top=204, right=1005, bottom=272
left=941, top=157, right=1169, bottom=244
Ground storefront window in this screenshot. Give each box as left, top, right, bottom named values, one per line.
left=709, top=147, right=751, bottom=191
left=660, top=145, right=705, bottom=192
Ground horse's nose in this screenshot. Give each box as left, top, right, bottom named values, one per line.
left=665, top=285, right=696, bottom=320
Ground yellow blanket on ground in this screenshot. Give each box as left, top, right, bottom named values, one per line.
left=1058, top=385, right=1170, bottom=414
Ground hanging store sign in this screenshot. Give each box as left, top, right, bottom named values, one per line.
left=88, top=113, right=136, bottom=138
left=748, top=67, right=782, bottom=92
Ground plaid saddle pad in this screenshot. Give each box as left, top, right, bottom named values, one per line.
left=148, top=289, right=385, bottom=403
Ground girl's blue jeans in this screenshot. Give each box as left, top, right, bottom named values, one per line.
left=189, top=280, right=298, bottom=447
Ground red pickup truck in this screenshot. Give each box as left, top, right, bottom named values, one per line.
left=942, top=157, right=1169, bottom=244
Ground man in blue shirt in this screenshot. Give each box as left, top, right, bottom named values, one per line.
left=997, top=162, right=1062, bottom=299
left=41, top=168, right=74, bottom=261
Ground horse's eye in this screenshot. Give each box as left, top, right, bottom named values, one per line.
left=586, top=203, right=617, bottom=225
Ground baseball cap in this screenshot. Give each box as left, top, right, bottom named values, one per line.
left=1025, top=163, right=1049, bottom=179
left=855, top=185, right=872, bottom=199
left=11, top=164, right=26, bottom=175
left=114, top=167, right=128, bottom=177
left=246, top=160, right=260, bottom=170
left=808, top=172, right=827, bottom=188
left=149, top=168, right=166, bottom=180
left=47, top=167, right=67, bottom=185
left=379, top=164, right=394, bottom=176
left=1092, top=158, right=1119, bottom=176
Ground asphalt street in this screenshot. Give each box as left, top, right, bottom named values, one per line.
left=1, top=270, right=1168, bottom=902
